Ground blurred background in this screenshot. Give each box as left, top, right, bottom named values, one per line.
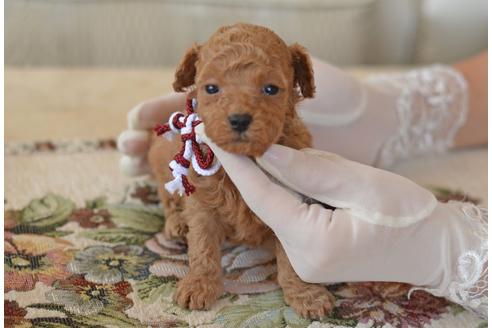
left=5, top=0, right=488, bottom=141
left=6, top=0, right=487, bottom=67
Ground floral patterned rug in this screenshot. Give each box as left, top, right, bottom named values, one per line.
left=4, top=140, right=488, bottom=328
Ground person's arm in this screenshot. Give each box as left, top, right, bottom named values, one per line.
left=452, top=51, right=488, bottom=148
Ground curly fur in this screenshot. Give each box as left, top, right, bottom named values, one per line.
left=148, top=23, right=334, bottom=318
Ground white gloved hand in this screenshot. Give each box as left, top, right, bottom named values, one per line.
left=117, top=93, right=186, bottom=176
left=299, top=60, right=468, bottom=167
left=196, top=124, right=487, bottom=318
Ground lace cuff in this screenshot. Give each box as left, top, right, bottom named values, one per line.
left=411, top=203, right=488, bottom=318
left=367, top=65, right=469, bottom=168
left=448, top=204, right=488, bottom=318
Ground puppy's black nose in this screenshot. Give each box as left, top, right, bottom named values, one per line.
left=228, top=114, right=252, bottom=132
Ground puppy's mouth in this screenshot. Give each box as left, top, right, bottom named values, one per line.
left=203, top=120, right=280, bottom=157
left=210, top=133, right=273, bottom=157
left=232, top=134, right=250, bottom=143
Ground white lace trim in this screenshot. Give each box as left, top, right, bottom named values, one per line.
left=409, top=203, right=488, bottom=318
left=448, top=204, right=488, bottom=318
left=367, top=65, right=469, bottom=168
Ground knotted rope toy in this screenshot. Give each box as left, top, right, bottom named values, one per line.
left=154, top=98, right=221, bottom=196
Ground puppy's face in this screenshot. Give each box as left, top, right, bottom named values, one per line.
left=195, top=51, right=291, bottom=156
left=172, top=25, right=315, bottom=157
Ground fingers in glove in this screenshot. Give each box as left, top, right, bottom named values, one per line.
left=120, top=155, right=151, bottom=177
left=257, top=145, right=437, bottom=226
left=195, top=124, right=329, bottom=235
left=128, top=93, right=186, bottom=130
left=117, top=130, right=150, bottom=156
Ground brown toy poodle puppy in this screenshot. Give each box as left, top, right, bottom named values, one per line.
left=148, top=23, right=334, bottom=319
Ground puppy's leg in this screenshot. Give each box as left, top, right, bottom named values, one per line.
left=174, top=203, right=224, bottom=310
left=275, top=240, right=334, bottom=319
left=161, top=193, right=188, bottom=240
left=148, top=135, right=188, bottom=240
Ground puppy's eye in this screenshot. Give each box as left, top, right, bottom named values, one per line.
left=262, top=85, right=279, bottom=96
left=205, top=84, right=220, bottom=94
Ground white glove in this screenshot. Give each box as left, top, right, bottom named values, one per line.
left=196, top=125, right=487, bottom=318
left=118, top=93, right=186, bottom=176
left=117, top=60, right=469, bottom=176
left=298, top=61, right=468, bottom=167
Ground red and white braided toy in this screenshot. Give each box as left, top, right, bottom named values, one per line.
left=154, top=98, right=221, bottom=196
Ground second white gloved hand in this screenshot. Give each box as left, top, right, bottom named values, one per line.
left=118, top=93, right=186, bottom=176
left=299, top=61, right=468, bottom=167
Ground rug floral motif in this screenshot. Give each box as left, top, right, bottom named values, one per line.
left=4, top=181, right=487, bottom=328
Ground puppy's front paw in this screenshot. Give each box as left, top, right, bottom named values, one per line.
left=284, top=285, right=334, bottom=319
left=174, top=274, right=223, bottom=310
left=164, top=214, right=188, bottom=240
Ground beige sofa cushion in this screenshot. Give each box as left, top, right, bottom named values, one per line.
left=5, top=0, right=487, bottom=66
left=6, top=0, right=376, bottom=66
left=414, top=0, right=488, bottom=64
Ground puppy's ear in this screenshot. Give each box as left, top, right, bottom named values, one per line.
left=173, top=44, right=200, bottom=92
left=289, top=43, right=315, bottom=98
